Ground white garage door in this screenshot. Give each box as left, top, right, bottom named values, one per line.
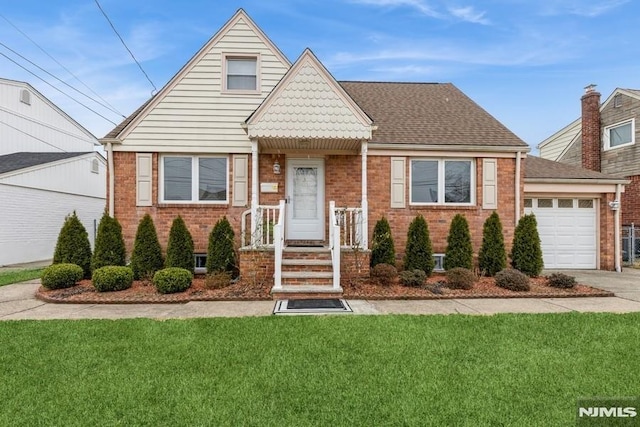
left=524, top=198, right=597, bottom=269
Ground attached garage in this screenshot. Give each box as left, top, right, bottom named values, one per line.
left=524, top=156, right=628, bottom=271
left=524, top=197, right=596, bottom=269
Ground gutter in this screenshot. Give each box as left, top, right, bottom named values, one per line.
left=106, top=141, right=115, bottom=216
left=368, top=143, right=530, bottom=153
left=524, top=178, right=630, bottom=185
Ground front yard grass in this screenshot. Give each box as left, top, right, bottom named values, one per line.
left=0, top=268, right=43, bottom=287
left=1, top=313, right=639, bottom=426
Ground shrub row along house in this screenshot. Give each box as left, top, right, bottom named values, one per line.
left=100, top=9, right=627, bottom=298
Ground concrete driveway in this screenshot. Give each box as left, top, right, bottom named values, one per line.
left=1, top=269, right=640, bottom=320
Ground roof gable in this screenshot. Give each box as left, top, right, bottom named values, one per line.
left=107, top=9, right=291, bottom=141
left=246, top=49, right=373, bottom=140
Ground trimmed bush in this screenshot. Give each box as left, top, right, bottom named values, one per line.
left=53, top=212, right=92, bottom=279
left=91, top=211, right=126, bottom=272
left=510, top=214, right=544, bottom=277
left=444, top=214, right=474, bottom=271
left=130, top=214, right=164, bottom=280
left=403, top=215, right=435, bottom=276
left=547, top=273, right=576, bottom=289
left=478, top=212, right=507, bottom=276
left=370, top=263, right=398, bottom=287
left=153, top=267, right=193, bottom=294
left=204, top=271, right=232, bottom=289
left=206, top=216, right=238, bottom=277
left=165, top=216, right=195, bottom=273
left=92, top=266, right=134, bottom=292
left=370, top=217, right=396, bottom=268
left=495, top=268, right=530, bottom=292
left=445, top=267, right=476, bottom=290
left=41, top=263, right=83, bottom=290
left=399, top=269, right=427, bottom=287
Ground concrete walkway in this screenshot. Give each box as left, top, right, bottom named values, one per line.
left=1, top=269, right=640, bottom=320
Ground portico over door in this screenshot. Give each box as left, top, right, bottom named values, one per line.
left=286, top=158, right=325, bottom=241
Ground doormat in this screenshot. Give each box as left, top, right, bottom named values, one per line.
left=273, top=299, right=352, bottom=315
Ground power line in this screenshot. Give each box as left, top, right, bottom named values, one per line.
left=0, top=42, right=125, bottom=118
left=0, top=106, right=97, bottom=144
left=94, top=0, right=157, bottom=94
left=0, top=12, right=125, bottom=117
left=0, top=52, right=118, bottom=126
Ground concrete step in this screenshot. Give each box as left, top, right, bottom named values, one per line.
left=281, top=271, right=333, bottom=279
left=282, top=259, right=332, bottom=266
left=271, top=284, right=344, bottom=300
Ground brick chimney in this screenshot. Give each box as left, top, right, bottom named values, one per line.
left=581, top=84, right=601, bottom=171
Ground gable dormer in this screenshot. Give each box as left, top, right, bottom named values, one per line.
left=111, top=9, right=291, bottom=152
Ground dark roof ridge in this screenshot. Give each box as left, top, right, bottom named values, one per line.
left=338, top=80, right=445, bottom=85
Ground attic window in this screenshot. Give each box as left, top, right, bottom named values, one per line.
left=613, top=94, right=622, bottom=108
left=224, top=55, right=259, bottom=92
left=20, top=89, right=31, bottom=105
left=91, top=159, right=99, bottom=174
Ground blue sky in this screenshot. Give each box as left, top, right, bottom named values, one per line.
left=1, top=0, right=638, bottom=152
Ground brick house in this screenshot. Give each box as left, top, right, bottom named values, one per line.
left=101, top=10, right=625, bottom=297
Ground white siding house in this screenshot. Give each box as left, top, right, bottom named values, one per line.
left=0, top=78, right=106, bottom=266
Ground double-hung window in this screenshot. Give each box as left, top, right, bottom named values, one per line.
left=225, top=56, right=258, bottom=92
left=411, top=159, right=474, bottom=205
left=604, top=119, right=635, bottom=150
left=161, top=155, right=228, bottom=203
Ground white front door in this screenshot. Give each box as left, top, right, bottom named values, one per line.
left=286, top=158, right=325, bottom=240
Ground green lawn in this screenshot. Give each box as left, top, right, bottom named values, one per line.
left=1, top=313, right=639, bottom=426
left=0, top=268, right=43, bottom=287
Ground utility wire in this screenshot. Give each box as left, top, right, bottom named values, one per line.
left=0, top=12, right=125, bottom=117
left=0, top=42, right=125, bottom=118
left=0, top=106, right=97, bottom=144
left=0, top=117, right=65, bottom=152
left=94, top=0, right=157, bottom=94
left=0, top=52, right=118, bottom=126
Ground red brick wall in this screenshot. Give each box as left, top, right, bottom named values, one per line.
left=367, top=156, right=520, bottom=267
left=622, top=175, right=640, bottom=226
left=599, top=193, right=616, bottom=270
left=581, top=89, right=602, bottom=171
left=112, top=152, right=250, bottom=256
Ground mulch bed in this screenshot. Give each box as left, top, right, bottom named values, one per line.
left=36, top=274, right=613, bottom=304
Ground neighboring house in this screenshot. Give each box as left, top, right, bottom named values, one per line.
left=0, top=78, right=106, bottom=266
left=101, top=10, right=625, bottom=297
left=539, top=85, right=639, bottom=226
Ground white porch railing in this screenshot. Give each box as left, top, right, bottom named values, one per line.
left=332, top=205, right=365, bottom=249
left=329, top=201, right=341, bottom=289
left=272, top=200, right=285, bottom=290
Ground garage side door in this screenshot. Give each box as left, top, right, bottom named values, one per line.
left=524, top=198, right=597, bottom=269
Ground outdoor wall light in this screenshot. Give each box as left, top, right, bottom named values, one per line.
left=609, top=200, right=620, bottom=210
left=273, top=160, right=281, bottom=175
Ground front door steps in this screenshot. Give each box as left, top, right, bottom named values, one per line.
left=271, top=245, right=343, bottom=299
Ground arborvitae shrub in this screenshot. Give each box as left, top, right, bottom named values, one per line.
left=370, top=217, right=396, bottom=267
left=478, top=212, right=507, bottom=276
left=41, top=263, right=83, bottom=290
left=130, top=214, right=164, bottom=280
left=92, top=266, right=134, bottom=292
left=403, top=215, right=435, bottom=276
left=165, top=216, right=194, bottom=273
left=53, top=212, right=92, bottom=279
left=91, top=211, right=126, bottom=273
left=370, top=263, right=398, bottom=286
left=445, top=267, right=476, bottom=290
left=206, top=216, right=238, bottom=277
left=399, top=269, right=427, bottom=287
left=495, top=268, right=530, bottom=291
left=153, top=267, right=193, bottom=294
left=547, top=272, right=576, bottom=289
left=510, top=214, right=543, bottom=277
left=444, top=214, right=473, bottom=270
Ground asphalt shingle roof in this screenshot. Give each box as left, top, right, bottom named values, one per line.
left=0, top=152, right=89, bottom=175
left=524, top=156, right=625, bottom=180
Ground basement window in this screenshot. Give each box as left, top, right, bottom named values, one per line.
left=433, top=254, right=445, bottom=272
left=195, top=254, right=207, bottom=274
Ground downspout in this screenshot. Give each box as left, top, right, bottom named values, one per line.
left=615, top=183, right=622, bottom=272
left=107, top=141, right=115, bottom=216
left=514, top=151, right=521, bottom=223
left=361, top=140, right=368, bottom=249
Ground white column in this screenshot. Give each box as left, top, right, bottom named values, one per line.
left=615, top=183, right=622, bottom=272
left=361, top=140, right=368, bottom=249
left=251, top=140, right=259, bottom=246
left=107, top=141, right=115, bottom=216
left=515, top=151, right=521, bottom=223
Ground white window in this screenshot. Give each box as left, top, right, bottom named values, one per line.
left=224, top=55, right=258, bottom=92
left=604, top=119, right=635, bottom=150
left=410, top=159, right=474, bottom=205
left=161, top=155, right=228, bottom=203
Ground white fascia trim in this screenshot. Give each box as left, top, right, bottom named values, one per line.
left=368, top=143, right=530, bottom=153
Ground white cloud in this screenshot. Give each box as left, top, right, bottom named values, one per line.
left=351, top=0, right=442, bottom=17
left=448, top=6, right=490, bottom=25
left=539, top=0, right=630, bottom=17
